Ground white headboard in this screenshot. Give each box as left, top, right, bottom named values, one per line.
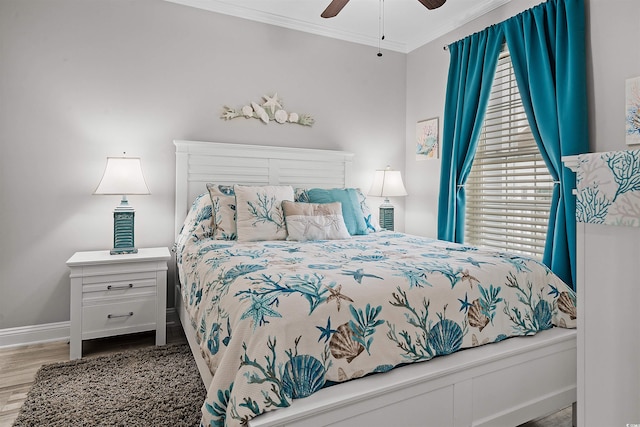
left=174, top=140, right=354, bottom=238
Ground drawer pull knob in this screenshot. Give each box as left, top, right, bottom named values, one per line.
left=107, top=284, right=134, bottom=290
left=107, top=312, right=134, bottom=319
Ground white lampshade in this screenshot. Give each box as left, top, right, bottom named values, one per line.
left=94, top=157, right=150, bottom=195
left=368, top=166, right=407, bottom=232
left=94, top=155, right=149, bottom=255
left=368, top=167, right=408, bottom=198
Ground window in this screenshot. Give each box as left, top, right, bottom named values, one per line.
left=465, top=45, right=554, bottom=259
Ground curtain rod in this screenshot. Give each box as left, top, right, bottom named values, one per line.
left=443, top=45, right=448, bottom=51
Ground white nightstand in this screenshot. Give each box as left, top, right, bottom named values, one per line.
left=66, top=247, right=171, bottom=359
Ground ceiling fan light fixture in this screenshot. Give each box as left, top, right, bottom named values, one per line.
left=377, top=0, right=384, bottom=57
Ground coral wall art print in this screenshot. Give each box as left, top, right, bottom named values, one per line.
left=416, top=117, right=439, bottom=160
left=626, top=77, right=640, bottom=145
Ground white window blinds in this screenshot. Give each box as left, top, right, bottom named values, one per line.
left=465, top=46, right=554, bottom=259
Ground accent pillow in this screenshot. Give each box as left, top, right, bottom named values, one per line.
left=206, top=183, right=237, bottom=240
left=234, top=185, right=294, bottom=241
left=355, top=188, right=383, bottom=232
left=306, top=188, right=368, bottom=235
left=282, top=201, right=351, bottom=242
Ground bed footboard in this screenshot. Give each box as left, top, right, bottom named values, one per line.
left=178, top=279, right=575, bottom=427
left=250, top=328, right=576, bottom=427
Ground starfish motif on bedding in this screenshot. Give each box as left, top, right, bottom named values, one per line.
left=460, top=256, right=491, bottom=268
left=290, top=216, right=330, bottom=237
left=458, top=292, right=473, bottom=314
left=240, top=293, right=282, bottom=329
left=325, top=284, right=353, bottom=311
left=316, top=317, right=337, bottom=343
left=341, top=268, right=383, bottom=284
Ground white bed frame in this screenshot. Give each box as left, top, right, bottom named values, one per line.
left=174, top=140, right=577, bottom=427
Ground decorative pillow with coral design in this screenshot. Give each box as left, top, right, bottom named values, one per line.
left=206, top=183, right=237, bottom=240
left=282, top=201, right=351, bottom=242
left=234, top=185, right=294, bottom=241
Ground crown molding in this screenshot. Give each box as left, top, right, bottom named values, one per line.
left=165, top=0, right=512, bottom=54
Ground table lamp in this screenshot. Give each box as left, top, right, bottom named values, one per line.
left=367, top=166, right=407, bottom=231
left=94, top=154, right=150, bottom=254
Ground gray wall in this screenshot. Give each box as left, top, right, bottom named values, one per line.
left=404, top=0, right=640, bottom=238
left=0, top=0, right=406, bottom=330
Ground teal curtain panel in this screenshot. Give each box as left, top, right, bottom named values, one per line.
left=438, top=0, right=589, bottom=289
left=437, top=26, right=502, bottom=243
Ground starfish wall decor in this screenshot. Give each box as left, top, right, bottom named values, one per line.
left=221, top=93, right=314, bottom=127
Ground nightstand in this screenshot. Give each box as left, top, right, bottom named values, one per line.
left=66, top=247, right=171, bottom=359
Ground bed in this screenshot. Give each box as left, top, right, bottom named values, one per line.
left=173, top=140, right=577, bottom=427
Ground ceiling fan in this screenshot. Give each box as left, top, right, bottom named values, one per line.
left=321, top=0, right=446, bottom=18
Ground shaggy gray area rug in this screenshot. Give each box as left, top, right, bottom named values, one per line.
left=12, top=344, right=206, bottom=427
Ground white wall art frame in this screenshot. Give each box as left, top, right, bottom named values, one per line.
left=416, top=117, right=439, bottom=160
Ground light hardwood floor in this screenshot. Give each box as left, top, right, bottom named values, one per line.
left=0, top=323, right=571, bottom=427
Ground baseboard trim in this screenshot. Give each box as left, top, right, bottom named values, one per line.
left=0, top=321, right=70, bottom=349
left=0, top=308, right=179, bottom=349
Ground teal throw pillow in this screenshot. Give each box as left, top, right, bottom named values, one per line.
left=306, top=188, right=368, bottom=235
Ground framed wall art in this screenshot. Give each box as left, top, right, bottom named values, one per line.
left=416, top=117, right=439, bottom=160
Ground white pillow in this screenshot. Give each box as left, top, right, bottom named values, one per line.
left=234, top=185, right=294, bottom=241
left=282, top=201, right=351, bottom=242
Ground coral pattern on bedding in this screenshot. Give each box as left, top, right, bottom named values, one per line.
left=176, top=200, right=577, bottom=427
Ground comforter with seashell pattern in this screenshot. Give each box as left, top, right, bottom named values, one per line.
left=177, top=231, right=576, bottom=427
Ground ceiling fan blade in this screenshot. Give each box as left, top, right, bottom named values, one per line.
left=321, top=0, right=350, bottom=18
left=417, top=0, right=446, bottom=10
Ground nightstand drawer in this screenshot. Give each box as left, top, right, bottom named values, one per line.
left=82, top=277, right=157, bottom=303
left=82, top=270, right=157, bottom=285
left=82, top=297, right=157, bottom=339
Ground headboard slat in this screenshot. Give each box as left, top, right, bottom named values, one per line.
left=174, top=140, right=354, bottom=238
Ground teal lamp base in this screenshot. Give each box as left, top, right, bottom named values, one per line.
left=111, top=196, right=137, bottom=255
left=379, top=199, right=395, bottom=231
